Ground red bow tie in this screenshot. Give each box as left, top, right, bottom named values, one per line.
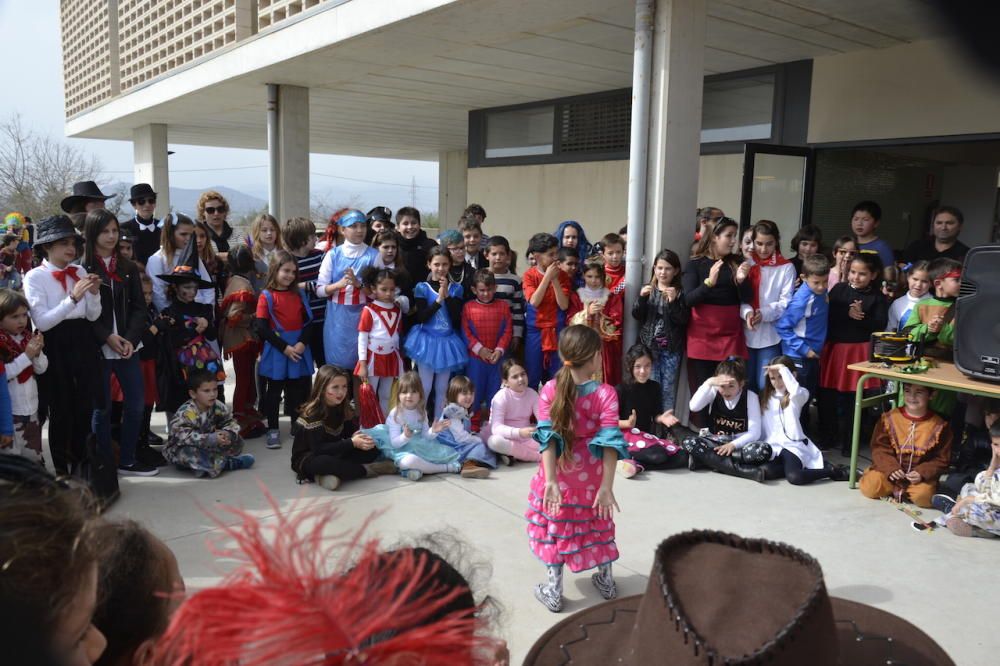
left=52, top=265, right=81, bottom=292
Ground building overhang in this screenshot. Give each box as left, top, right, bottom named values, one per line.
left=65, top=0, right=942, bottom=161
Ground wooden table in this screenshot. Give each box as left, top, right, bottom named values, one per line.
left=845, top=361, right=1000, bottom=488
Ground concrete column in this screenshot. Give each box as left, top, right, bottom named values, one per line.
left=438, top=150, right=468, bottom=227
left=133, top=123, right=170, bottom=216
left=645, top=0, right=706, bottom=257
left=277, top=85, right=310, bottom=221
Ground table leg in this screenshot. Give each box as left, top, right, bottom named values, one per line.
left=848, top=373, right=873, bottom=489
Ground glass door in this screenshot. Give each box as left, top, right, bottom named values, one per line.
left=739, top=143, right=815, bottom=246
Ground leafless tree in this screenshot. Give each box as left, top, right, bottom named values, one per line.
left=0, top=114, right=104, bottom=218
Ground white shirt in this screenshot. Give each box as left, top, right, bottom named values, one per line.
left=23, top=260, right=102, bottom=332
left=146, top=250, right=215, bottom=312
left=760, top=365, right=824, bottom=469
left=888, top=291, right=930, bottom=333
left=5, top=335, right=48, bottom=416
left=689, top=380, right=761, bottom=450
left=741, top=262, right=796, bottom=349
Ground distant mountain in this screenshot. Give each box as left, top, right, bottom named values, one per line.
left=120, top=186, right=267, bottom=218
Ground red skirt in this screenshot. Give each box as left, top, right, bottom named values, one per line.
left=819, top=341, right=878, bottom=392
left=687, top=304, right=747, bottom=361
left=366, top=350, right=402, bottom=378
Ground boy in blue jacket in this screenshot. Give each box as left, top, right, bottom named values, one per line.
left=776, top=254, right=830, bottom=433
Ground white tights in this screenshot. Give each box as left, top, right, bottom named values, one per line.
left=370, top=375, right=394, bottom=414
left=397, top=453, right=454, bottom=475
left=417, top=364, right=451, bottom=418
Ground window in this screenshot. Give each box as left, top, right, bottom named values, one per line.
left=701, top=73, right=776, bottom=143
left=485, top=106, right=554, bottom=158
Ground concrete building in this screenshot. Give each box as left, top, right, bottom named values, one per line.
left=60, top=0, right=1000, bottom=285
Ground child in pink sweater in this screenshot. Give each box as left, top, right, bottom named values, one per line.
left=484, top=360, right=540, bottom=463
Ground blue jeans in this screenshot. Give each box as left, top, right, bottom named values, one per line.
left=93, top=355, right=145, bottom=467
left=748, top=343, right=782, bottom=394
left=653, top=350, right=682, bottom=412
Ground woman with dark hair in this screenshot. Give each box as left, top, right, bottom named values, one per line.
left=0, top=457, right=107, bottom=665
left=682, top=217, right=753, bottom=427
left=92, top=520, right=184, bottom=666
left=82, top=210, right=157, bottom=477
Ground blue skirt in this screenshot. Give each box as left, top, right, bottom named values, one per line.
left=364, top=423, right=460, bottom=466
left=404, top=325, right=467, bottom=373
left=437, top=428, right=497, bottom=468
left=325, top=302, right=363, bottom=369
left=260, top=329, right=314, bottom=380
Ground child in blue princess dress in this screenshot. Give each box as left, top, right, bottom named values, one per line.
left=435, top=375, right=497, bottom=479
left=365, top=370, right=461, bottom=481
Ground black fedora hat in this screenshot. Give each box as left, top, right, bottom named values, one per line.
left=525, top=530, right=954, bottom=666
left=60, top=181, right=114, bottom=213
left=129, top=183, right=157, bottom=202
left=33, top=215, right=80, bottom=247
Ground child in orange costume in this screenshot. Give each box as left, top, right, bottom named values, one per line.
left=860, top=383, right=952, bottom=507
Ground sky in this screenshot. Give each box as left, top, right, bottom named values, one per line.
left=0, top=0, right=439, bottom=213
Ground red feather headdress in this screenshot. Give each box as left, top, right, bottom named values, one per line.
left=154, top=491, right=500, bottom=665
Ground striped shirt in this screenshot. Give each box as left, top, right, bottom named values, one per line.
left=294, top=248, right=326, bottom=321
left=493, top=271, right=525, bottom=339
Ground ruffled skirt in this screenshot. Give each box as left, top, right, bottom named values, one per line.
left=404, top=325, right=467, bottom=373
left=820, top=341, right=877, bottom=392
left=364, top=423, right=460, bottom=466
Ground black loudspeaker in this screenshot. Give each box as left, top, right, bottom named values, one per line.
left=954, top=245, right=1000, bottom=382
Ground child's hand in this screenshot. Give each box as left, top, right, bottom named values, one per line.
left=478, top=347, right=492, bottom=361
left=0, top=434, right=12, bottom=448
left=543, top=481, right=562, bottom=515
left=928, top=315, right=944, bottom=333
left=283, top=345, right=302, bottom=362
left=351, top=433, right=375, bottom=450
left=344, top=267, right=356, bottom=285
left=657, top=409, right=679, bottom=428
left=356, top=364, right=368, bottom=379
left=848, top=299, right=865, bottom=321
left=592, top=487, right=620, bottom=520
left=437, top=277, right=449, bottom=303
left=806, top=349, right=818, bottom=359
left=71, top=276, right=94, bottom=302
left=489, top=348, right=503, bottom=364
left=402, top=424, right=414, bottom=439
left=735, top=261, right=752, bottom=284
left=904, top=470, right=922, bottom=483
left=625, top=409, right=637, bottom=429
left=640, top=284, right=653, bottom=297
left=431, top=419, right=450, bottom=434
left=195, top=317, right=209, bottom=333
left=519, top=426, right=536, bottom=438
left=86, top=274, right=101, bottom=294
left=707, top=259, right=723, bottom=286
left=714, top=442, right=736, bottom=456
left=664, top=286, right=678, bottom=303
left=587, top=301, right=603, bottom=315
left=888, top=469, right=906, bottom=482
left=292, top=342, right=306, bottom=355
left=25, top=332, right=43, bottom=358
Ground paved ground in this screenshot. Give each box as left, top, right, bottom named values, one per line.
left=106, top=408, right=992, bottom=665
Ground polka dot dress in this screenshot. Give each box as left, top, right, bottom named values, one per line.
left=525, top=382, right=622, bottom=573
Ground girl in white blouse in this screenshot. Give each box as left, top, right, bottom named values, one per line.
left=23, top=215, right=102, bottom=475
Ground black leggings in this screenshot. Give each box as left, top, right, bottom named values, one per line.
left=260, top=377, right=310, bottom=430
left=301, top=447, right=379, bottom=482
left=762, top=449, right=831, bottom=485
left=632, top=445, right=688, bottom=470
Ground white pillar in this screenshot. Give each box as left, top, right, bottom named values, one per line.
left=277, top=84, right=310, bottom=221
left=438, top=150, right=468, bottom=227
left=645, top=0, right=706, bottom=258
left=132, top=124, right=170, bottom=216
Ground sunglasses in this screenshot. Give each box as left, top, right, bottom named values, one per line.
left=204, top=206, right=227, bottom=215
left=133, top=198, right=156, bottom=205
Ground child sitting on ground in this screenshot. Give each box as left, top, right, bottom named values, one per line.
left=165, top=370, right=254, bottom=478
left=436, top=375, right=497, bottom=478
left=616, top=344, right=685, bottom=478
left=933, top=421, right=1000, bottom=538
left=483, top=359, right=540, bottom=464
left=859, top=383, right=952, bottom=507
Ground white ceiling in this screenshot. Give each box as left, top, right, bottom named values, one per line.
left=68, top=0, right=946, bottom=160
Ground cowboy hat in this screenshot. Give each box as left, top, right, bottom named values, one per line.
left=157, top=241, right=214, bottom=290
left=60, top=181, right=113, bottom=213
left=525, top=530, right=953, bottom=666
left=33, top=215, right=80, bottom=247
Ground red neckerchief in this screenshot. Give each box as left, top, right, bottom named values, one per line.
left=102, top=254, right=123, bottom=283
left=51, top=265, right=80, bottom=292
left=604, top=262, right=626, bottom=294
left=0, top=330, right=33, bottom=383
left=747, top=250, right=790, bottom=311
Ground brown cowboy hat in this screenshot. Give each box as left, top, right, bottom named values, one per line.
left=524, top=530, right=953, bottom=666
left=60, top=180, right=114, bottom=213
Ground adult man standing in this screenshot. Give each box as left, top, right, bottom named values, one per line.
left=120, top=183, right=162, bottom=264
left=902, top=205, right=970, bottom=263
left=60, top=181, right=113, bottom=217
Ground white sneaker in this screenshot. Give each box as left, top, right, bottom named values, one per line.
left=316, top=475, right=341, bottom=491
left=401, top=469, right=423, bottom=482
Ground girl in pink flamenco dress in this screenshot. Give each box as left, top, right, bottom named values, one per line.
left=525, top=325, right=629, bottom=613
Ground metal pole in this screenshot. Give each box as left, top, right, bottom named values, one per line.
left=266, top=83, right=280, bottom=217
left=623, top=0, right=655, bottom=351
